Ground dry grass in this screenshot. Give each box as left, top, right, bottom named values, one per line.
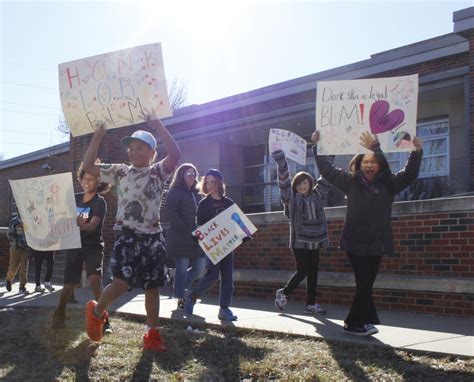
left=0, top=307, right=472, bottom=381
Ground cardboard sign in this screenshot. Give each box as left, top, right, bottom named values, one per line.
left=193, top=204, right=257, bottom=265
left=9, top=173, right=81, bottom=251
left=59, top=43, right=172, bottom=137
left=316, top=74, right=418, bottom=155
left=269, top=129, right=307, bottom=165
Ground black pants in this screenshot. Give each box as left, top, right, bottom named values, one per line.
left=283, top=248, right=320, bottom=305
left=345, top=253, right=382, bottom=327
left=33, top=250, right=54, bottom=286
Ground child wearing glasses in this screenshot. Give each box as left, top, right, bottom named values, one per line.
left=165, top=163, right=206, bottom=310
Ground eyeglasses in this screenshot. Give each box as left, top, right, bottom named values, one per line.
left=185, top=170, right=196, bottom=177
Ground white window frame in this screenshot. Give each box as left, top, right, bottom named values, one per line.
left=388, top=119, right=449, bottom=178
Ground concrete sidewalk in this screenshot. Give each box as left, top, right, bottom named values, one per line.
left=0, top=282, right=472, bottom=357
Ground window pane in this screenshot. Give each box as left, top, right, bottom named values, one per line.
left=243, top=145, right=265, bottom=166
left=420, top=156, right=448, bottom=174
left=417, top=120, right=448, bottom=137
left=385, top=152, right=402, bottom=173
left=423, top=138, right=447, bottom=156
left=244, top=166, right=265, bottom=183
left=244, top=185, right=265, bottom=204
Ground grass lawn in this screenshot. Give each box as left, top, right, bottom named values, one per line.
left=0, top=307, right=472, bottom=381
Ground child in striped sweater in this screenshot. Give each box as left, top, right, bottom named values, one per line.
left=272, top=149, right=331, bottom=315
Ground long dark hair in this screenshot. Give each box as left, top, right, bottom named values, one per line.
left=171, top=163, right=199, bottom=192
left=348, top=152, right=390, bottom=174
left=77, top=161, right=111, bottom=194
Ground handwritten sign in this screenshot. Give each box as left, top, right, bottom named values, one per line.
left=269, top=129, right=307, bottom=165
left=193, top=204, right=257, bottom=265
left=9, top=173, right=81, bottom=251
left=316, top=74, right=418, bottom=155
left=59, top=43, right=172, bottom=137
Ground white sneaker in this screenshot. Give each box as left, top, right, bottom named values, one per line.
left=274, top=288, right=287, bottom=310
left=44, top=282, right=55, bottom=292
left=35, top=285, right=45, bottom=293
left=304, top=304, right=327, bottom=315
left=364, top=324, right=378, bottom=335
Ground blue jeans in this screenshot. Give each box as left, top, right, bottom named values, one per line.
left=192, top=253, right=234, bottom=308
left=173, top=256, right=206, bottom=299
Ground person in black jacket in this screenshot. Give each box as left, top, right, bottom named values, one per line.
left=184, top=169, right=238, bottom=321
left=313, top=131, right=423, bottom=336
left=165, top=163, right=206, bottom=310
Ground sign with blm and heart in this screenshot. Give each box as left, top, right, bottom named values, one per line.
left=315, top=74, right=418, bottom=155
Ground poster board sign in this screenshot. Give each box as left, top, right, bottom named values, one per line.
left=9, top=173, right=81, bottom=251
left=193, top=204, right=257, bottom=265
left=59, top=43, right=172, bottom=137
left=316, top=74, right=418, bottom=155
left=269, top=128, right=306, bottom=165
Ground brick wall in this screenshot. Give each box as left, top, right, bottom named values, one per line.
left=0, top=229, right=9, bottom=276
left=224, top=198, right=474, bottom=318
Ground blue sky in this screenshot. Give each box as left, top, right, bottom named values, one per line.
left=1, top=0, right=472, bottom=160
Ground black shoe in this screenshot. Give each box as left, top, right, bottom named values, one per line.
left=177, top=299, right=185, bottom=310
left=6, top=280, right=11, bottom=292
left=19, top=286, right=29, bottom=295
left=103, top=318, right=113, bottom=335
left=343, top=324, right=370, bottom=336
left=52, top=309, right=66, bottom=329
left=69, top=295, right=78, bottom=304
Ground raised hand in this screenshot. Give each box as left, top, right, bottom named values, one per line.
left=412, top=137, right=423, bottom=152
left=311, top=130, right=320, bottom=144
left=139, top=107, right=162, bottom=130
left=359, top=131, right=378, bottom=150
left=93, top=121, right=107, bottom=139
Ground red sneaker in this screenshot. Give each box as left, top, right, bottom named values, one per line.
left=143, top=328, right=167, bottom=352
left=85, top=300, right=108, bottom=342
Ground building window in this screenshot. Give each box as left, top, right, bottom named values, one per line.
left=387, top=119, right=449, bottom=178
left=241, top=141, right=318, bottom=213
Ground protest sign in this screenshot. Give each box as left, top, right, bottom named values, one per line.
left=9, top=173, right=81, bottom=251
left=193, top=204, right=257, bottom=265
left=316, top=74, right=418, bottom=155
left=59, top=43, right=172, bottom=137
left=269, top=128, right=307, bottom=165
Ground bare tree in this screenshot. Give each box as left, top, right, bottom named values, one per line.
left=168, top=76, right=188, bottom=111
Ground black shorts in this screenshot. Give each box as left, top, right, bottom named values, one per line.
left=64, top=246, right=104, bottom=285
left=110, top=228, right=167, bottom=290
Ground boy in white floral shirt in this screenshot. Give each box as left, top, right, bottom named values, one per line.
left=82, top=109, right=180, bottom=352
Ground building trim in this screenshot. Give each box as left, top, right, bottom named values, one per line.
left=234, top=269, right=473, bottom=294
left=0, top=142, right=70, bottom=170
left=164, top=34, right=468, bottom=126
left=248, top=196, right=474, bottom=224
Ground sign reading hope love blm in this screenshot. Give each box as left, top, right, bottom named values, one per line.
left=58, top=43, right=172, bottom=137
left=9, top=173, right=81, bottom=251
left=193, top=204, right=257, bottom=265
left=269, top=129, right=307, bottom=165
left=316, top=74, right=418, bottom=155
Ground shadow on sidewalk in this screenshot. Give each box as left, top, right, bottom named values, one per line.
left=280, top=313, right=474, bottom=381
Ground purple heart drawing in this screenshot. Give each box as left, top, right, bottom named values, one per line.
left=369, top=100, right=405, bottom=134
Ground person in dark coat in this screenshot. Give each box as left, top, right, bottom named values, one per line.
left=314, top=130, right=423, bottom=336
left=165, top=163, right=206, bottom=310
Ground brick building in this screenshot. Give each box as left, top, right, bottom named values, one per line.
left=1, top=7, right=473, bottom=316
